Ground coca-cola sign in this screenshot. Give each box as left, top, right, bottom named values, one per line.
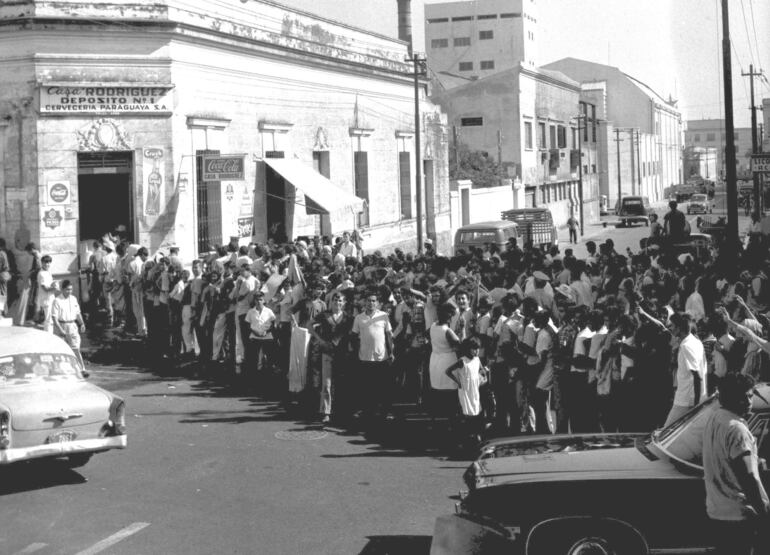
left=202, top=155, right=245, bottom=181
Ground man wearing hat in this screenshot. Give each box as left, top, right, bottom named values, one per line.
left=526, top=270, right=555, bottom=316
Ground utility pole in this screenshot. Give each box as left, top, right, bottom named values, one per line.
left=635, top=129, right=642, bottom=196
left=614, top=127, right=624, bottom=205
left=721, top=0, right=740, bottom=255
left=629, top=129, right=636, bottom=196
left=742, top=64, right=764, bottom=213
left=576, top=116, right=585, bottom=236
left=497, top=130, right=503, bottom=171
left=408, top=52, right=427, bottom=252
left=452, top=125, right=459, bottom=176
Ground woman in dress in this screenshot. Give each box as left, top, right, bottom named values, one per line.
left=428, top=302, right=460, bottom=425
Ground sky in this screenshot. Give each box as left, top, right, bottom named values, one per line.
left=278, top=0, right=770, bottom=128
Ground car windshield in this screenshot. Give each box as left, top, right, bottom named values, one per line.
left=0, top=353, right=84, bottom=385
left=691, top=195, right=707, bottom=202
left=648, top=396, right=719, bottom=470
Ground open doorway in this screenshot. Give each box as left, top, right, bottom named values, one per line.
left=265, top=151, right=287, bottom=243
left=77, top=152, right=134, bottom=244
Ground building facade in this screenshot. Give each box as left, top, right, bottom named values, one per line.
left=432, top=64, right=602, bottom=229
left=683, top=147, right=718, bottom=182
left=685, top=119, right=756, bottom=180
left=425, top=0, right=538, bottom=90
left=543, top=58, right=683, bottom=207
left=0, top=0, right=450, bottom=286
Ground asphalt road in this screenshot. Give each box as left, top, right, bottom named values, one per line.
left=0, top=363, right=468, bottom=555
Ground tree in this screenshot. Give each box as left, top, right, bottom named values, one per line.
left=450, top=142, right=503, bottom=188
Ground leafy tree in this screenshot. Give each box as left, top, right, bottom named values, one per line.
left=450, top=143, right=503, bottom=188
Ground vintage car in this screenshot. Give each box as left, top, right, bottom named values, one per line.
left=500, top=208, right=558, bottom=249
left=614, top=196, right=654, bottom=227
left=0, top=327, right=127, bottom=467
left=430, top=385, right=770, bottom=555
left=454, top=221, right=520, bottom=255
left=687, top=193, right=711, bottom=215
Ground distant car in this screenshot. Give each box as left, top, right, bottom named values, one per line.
left=500, top=208, right=558, bottom=249
left=430, top=385, right=770, bottom=555
left=614, top=196, right=653, bottom=227
left=454, top=221, right=519, bottom=255
left=0, top=327, right=127, bottom=468
left=687, top=193, right=711, bottom=214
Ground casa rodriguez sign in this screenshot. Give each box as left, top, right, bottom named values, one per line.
left=40, top=83, right=174, bottom=115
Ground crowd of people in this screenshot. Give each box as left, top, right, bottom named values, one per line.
left=1, top=202, right=769, bottom=445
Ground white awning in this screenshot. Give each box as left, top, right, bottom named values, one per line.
left=264, top=158, right=365, bottom=220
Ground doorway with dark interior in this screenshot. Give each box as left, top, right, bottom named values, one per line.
left=77, top=152, right=134, bottom=244
left=265, top=152, right=287, bottom=243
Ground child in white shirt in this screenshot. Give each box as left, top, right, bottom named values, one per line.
left=446, top=337, right=488, bottom=447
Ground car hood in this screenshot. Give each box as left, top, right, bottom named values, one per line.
left=470, top=436, right=684, bottom=489
left=1, top=381, right=111, bottom=431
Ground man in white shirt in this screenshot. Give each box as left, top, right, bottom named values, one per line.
left=51, top=279, right=86, bottom=370
left=244, top=291, right=276, bottom=375
left=233, top=265, right=259, bottom=367
left=128, top=247, right=148, bottom=336
left=351, top=289, right=394, bottom=422
left=568, top=309, right=601, bottom=432
left=338, top=231, right=357, bottom=259
left=664, top=312, right=707, bottom=427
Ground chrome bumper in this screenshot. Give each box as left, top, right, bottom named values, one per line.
left=0, top=435, right=127, bottom=464
left=430, top=514, right=514, bottom=555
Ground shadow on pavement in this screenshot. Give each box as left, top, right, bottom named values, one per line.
left=358, top=535, right=432, bottom=555
left=0, top=460, right=87, bottom=495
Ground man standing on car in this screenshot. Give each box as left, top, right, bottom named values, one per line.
left=663, top=200, right=687, bottom=245
left=703, top=373, right=769, bottom=555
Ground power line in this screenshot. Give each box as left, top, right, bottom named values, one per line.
left=738, top=0, right=757, bottom=68
left=747, top=0, right=765, bottom=75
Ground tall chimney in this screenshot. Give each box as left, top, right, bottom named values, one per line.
left=397, top=0, right=413, bottom=53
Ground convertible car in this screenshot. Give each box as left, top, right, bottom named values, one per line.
left=0, top=327, right=127, bottom=467
left=430, top=384, right=770, bottom=555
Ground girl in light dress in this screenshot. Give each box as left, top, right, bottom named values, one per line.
left=445, top=337, right=488, bottom=447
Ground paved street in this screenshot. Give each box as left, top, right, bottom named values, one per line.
left=0, top=363, right=468, bottom=555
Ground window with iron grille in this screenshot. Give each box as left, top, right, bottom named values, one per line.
left=431, top=38, right=449, bottom=48
left=354, top=151, right=369, bottom=227
left=479, top=30, right=494, bottom=40
left=454, top=36, right=471, bottom=47
left=196, top=149, right=223, bottom=254
left=458, top=61, right=473, bottom=71
left=480, top=60, right=495, bottom=70
left=399, top=151, right=412, bottom=220
left=477, top=14, right=497, bottom=20
left=557, top=125, right=567, bottom=148
left=538, top=122, right=546, bottom=149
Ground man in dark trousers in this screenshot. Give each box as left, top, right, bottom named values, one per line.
left=703, top=373, right=769, bottom=554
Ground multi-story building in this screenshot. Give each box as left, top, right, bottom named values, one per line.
left=683, top=147, right=718, bottom=182
left=542, top=58, right=683, bottom=207
left=685, top=119, right=754, bottom=180
left=425, top=0, right=538, bottom=90
left=0, top=0, right=450, bottom=289
left=432, top=64, right=602, bottom=227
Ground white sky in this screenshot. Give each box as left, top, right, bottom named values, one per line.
left=278, top=0, right=770, bottom=127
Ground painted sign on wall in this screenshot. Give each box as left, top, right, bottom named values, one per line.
left=47, top=180, right=71, bottom=205
left=40, top=84, right=174, bottom=115
left=143, top=148, right=165, bottom=217
left=202, top=155, right=245, bottom=181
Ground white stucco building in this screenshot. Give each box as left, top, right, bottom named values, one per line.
left=543, top=58, right=684, bottom=206
left=0, top=0, right=450, bottom=287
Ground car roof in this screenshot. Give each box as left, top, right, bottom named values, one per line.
left=0, top=326, right=75, bottom=357
left=502, top=208, right=548, bottom=214
left=457, top=221, right=517, bottom=231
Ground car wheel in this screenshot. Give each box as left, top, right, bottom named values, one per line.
left=65, top=453, right=92, bottom=468
left=527, top=521, right=646, bottom=555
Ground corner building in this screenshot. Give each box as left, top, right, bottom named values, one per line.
left=0, top=0, right=450, bottom=285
